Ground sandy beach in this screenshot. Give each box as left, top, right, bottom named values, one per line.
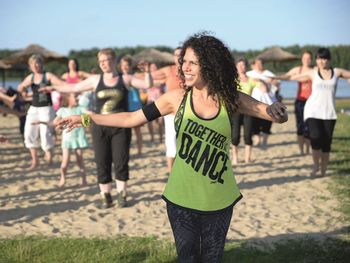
left=0, top=104, right=348, bottom=244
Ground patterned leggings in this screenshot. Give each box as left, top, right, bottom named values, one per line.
left=167, top=203, right=233, bottom=263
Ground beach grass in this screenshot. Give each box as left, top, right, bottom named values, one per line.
left=329, top=99, right=350, bottom=219
left=1, top=99, right=350, bottom=262
left=1, top=236, right=349, bottom=263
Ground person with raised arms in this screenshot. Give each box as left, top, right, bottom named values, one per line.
left=56, top=34, right=287, bottom=262
left=40, top=48, right=152, bottom=208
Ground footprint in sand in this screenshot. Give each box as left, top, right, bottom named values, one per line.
left=88, top=216, right=97, bottom=222
left=42, top=216, right=50, bottom=224
left=116, top=219, right=125, bottom=231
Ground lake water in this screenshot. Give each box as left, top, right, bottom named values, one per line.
left=279, top=79, right=350, bottom=99
left=3, top=78, right=350, bottom=99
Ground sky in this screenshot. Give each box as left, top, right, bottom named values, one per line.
left=1, top=0, right=350, bottom=56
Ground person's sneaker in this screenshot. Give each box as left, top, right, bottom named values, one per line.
left=100, top=192, right=114, bottom=209
left=117, top=191, right=127, bottom=208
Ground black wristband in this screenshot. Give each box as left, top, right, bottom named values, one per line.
left=142, top=102, right=161, bottom=122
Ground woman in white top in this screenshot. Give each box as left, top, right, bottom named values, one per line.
left=290, top=48, right=350, bottom=177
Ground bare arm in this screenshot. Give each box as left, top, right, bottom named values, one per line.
left=336, top=68, right=350, bottom=79
left=41, top=75, right=99, bottom=93
left=17, top=75, right=33, bottom=93
left=127, top=71, right=152, bottom=89
left=151, top=67, right=168, bottom=83
left=57, top=89, right=184, bottom=131
left=237, top=92, right=288, bottom=123
left=46, top=72, right=66, bottom=86
left=276, top=66, right=300, bottom=80
left=78, top=71, right=92, bottom=79
left=289, top=70, right=313, bottom=82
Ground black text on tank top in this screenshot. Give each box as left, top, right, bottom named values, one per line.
left=95, top=74, right=128, bottom=114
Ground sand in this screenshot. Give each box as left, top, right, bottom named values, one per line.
left=0, top=105, right=348, bottom=244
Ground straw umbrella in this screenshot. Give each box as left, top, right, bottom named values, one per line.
left=0, top=60, right=27, bottom=87
left=256, top=47, right=299, bottom=62
left=132, top=48, right=174, bottom=67
left=3, top=44, right=67, bottom=65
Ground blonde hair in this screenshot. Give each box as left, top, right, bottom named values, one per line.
left=61, top=93, right=73, bottom=107
left=97, top=48, right=116, bottom=60
left=28, top=54, right=44, bottom=66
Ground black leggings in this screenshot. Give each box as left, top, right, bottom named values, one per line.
left=167, top=203, right=233, bottom=263
left=252, top=117, right=272, bottom=135
left=231, top=112, right=253, bottom=146
left=307, top=118, right=336, bottom=152
left=92, top=124, right=131, bottom=183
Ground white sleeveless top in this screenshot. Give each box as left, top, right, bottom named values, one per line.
left=304, top=68, right=338, bottom=121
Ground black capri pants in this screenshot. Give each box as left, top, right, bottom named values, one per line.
left=92, top=124, right=131, bottom=184
left=252, top=117, right=272, bottom=135
left=307, top=118, right=336, bottom=153
left=231, top=112, right=253, bottom=146
left=167, top=202, right=233, bottom=263
left=294, top=99, right=309, bottom=137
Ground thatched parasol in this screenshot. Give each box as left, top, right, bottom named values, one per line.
left=132, top=48, right=174, bottom=66
left=0, top=60, right=27, bottom=87
left=0, top=60, right=11, bottom=69
left=256, top=47, right=299, bottom=62
left=3, top=44, right=67, bottom=65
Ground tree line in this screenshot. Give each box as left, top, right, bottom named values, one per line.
left=1, top=44, right=349, bottom=80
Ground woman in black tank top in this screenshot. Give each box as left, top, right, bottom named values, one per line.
left=17, top=54, right=66, bottom=170
left=39, top=48, right=152, bottom=208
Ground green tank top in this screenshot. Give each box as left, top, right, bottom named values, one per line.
left=238, top=78, right=256, bottom=95
left=162, top=89, right=242, bottom=212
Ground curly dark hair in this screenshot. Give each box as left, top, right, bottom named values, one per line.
left=178, top=32, right=239, bottom=116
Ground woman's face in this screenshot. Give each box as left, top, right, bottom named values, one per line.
left=236, top=61, right=246, bottom=74
left=182, top=48, right=204, bottom=87
left=30, top=60, right=43, bottom=73
left=68, top=60, right=77, bottom=71
left=68, top=93, right=77, bottom=107
left=120, top=60, right=131, bottom=74
left=98, top=53, right=115, bottom=73
left=301, top=53, right=312, bottom=67
left=316, top=57, right=330, bottom=69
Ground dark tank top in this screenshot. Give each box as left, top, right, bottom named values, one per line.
left=95, top=74, right=128, bottom=114
left=31, top=72, right=52, bottom=107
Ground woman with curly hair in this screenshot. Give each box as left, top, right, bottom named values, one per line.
left=56, top=33, right=288, bottom=262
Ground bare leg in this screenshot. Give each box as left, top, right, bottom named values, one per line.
left=134, top=126, right=143, bottom=155
left=252, top=134, right=260, bottom=146
left=231, top=145, right=238, bottom=165
left=157, top=117, right=163, bottom=143
left=29, top=148, right=39, bottom=170
left=321, top=152, right=330, bottom=177
left=261, top=133, right=269, bottom=148
left=147, top=121, right=154, bottom=142
left=44, top=149, right=53, bottom=166
left=0, top=92, right=16, bottom=108
left=297, top=135, right=305, bottom=155
left=311, top=149, right=321, bottom=176
left=305, top=138, right=311, bottom=155
left=75, top=148, right=87, bottom=186
left=244, top=145, right=252, bottom=163
left=99, top=183, right=112, bottom=194
left=60, top=148, right=70, bottom=187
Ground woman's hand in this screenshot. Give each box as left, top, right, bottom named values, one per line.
left=38, top=86, right=54, bottom=93
left=57, top=115, right=83, bottom=132
left=267, top=102, right=288, bottom=123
